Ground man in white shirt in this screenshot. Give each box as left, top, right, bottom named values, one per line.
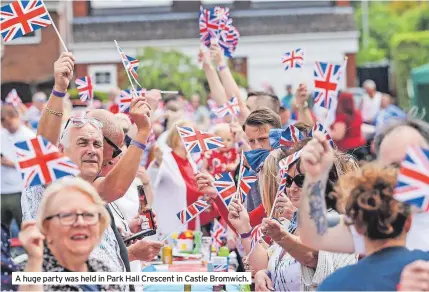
left=361, top=79, right=382, bottom=124
left=1, top=104, right=35, bottom=230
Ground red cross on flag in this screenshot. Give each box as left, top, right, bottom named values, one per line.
left=313, top=61, right=341, bottom=109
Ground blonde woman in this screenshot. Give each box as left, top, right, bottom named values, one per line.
left=18, top=177, right=119, bottom=291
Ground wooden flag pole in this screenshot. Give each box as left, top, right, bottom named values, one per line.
left=114, top=40, right=139, bottom=98
left=235, top=150, right=244, bottom=201
left=47, top=12, right=68, bottom=52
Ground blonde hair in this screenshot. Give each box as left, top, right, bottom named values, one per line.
left=166, top=120, right=194, bottom=149
left=213, top=123, right=230, bottom=136
left=259, top=149, right=287, bottom=215
left=36, top=177, right=110, bottom=239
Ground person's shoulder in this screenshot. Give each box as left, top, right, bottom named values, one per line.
left=317, top=265, right=357, bottom=291
left=407, top=248, right=429, bottom=260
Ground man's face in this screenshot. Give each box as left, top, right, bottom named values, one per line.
left=286, top=86, right=292, bottom=94
left=379, top=126, right=429, bottom=166
left=63, top=124, right=103, bottom=180
left=364, top=86, right=375, bottom=97
left=1, top=115, right=20, bottom=133
left=245, top=124, right=272, bottom=150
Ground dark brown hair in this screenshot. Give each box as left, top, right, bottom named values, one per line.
left=338, top=163, right=410, bottom=240
left=244, top=108, right=282, bottom=129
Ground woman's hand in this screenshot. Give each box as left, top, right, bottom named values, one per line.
left=274, top=197, right=296, bottom=220
left=295, top=83, right=309, bottom=108
left=196, top=172, right=218, bottom=199
left=228, top=199, right=251, bottom=234
left=230, top=122, right=245, bottom=142
left=136, top=166, right=150, bottom=185
left=153, top=146, right=163, bottom=167
left=398, top=260, right=429, bottom=291
left=198, top=48, right=212, bottom=70
left=255, top=270, right=275, bottom=292
left=19, top=221, right=45, bottom=260
left=261, top=218, right=286, bottom=243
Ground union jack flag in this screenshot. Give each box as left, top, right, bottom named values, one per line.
left=281, top=125, right=304, bottom=147
left=219, top=25, right=239, bottom=57
left=282, top=49, right=304, bottom=71
left=176, top=126, right=224, bottom=154
left=75, top=76, right=94, bottom=102
left=313, top=61, right=341, bottom=108
left=176, top=199, right=210, bottom=225
left=308, top=122, right=335, bottom=148
left=211, top=218, right=227, bottom=248
left=215, top=96, right=240, bottom=118
left=118, top=88, right=146, bottom=113
left=277, top=168, right=288, bottom=198
left=279, top=149, right=303, bottom=170
left=249, top=224, right=263, bottom=255
left=214, top=171, right=237, bottom=207
left=5, top=89, right=22, bottom=106
left=199, top=6, right=219, bottom=47
left=117, top=44, right=141, bottom=87
left=14, top=136, right=80, bottom=188
left=213, top=264, right=228, bottom=272
left=394, top=146, right=429, bottom=212
left=1, top=0, right=51, bottom=43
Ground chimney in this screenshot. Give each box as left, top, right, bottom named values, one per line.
left=73, top=0, right=90, bottom=17
left=336, top=0, right=350, bottom=7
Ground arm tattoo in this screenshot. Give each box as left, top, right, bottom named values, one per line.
left=307, top=180, right=328, bottom=235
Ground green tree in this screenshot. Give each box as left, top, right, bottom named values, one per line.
left=121, top=47, right=247, bottom=101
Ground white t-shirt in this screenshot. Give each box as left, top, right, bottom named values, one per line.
left=1, top=125, right=35, bottom=194
left=361, top=92, right=382, bottom=123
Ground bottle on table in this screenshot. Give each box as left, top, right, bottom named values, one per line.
left=137, top=185, right=156, bottom=236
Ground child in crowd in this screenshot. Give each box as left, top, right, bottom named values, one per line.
left=202, top=123, right=239, bottom=176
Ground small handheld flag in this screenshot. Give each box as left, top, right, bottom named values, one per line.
left=308, top=122, right=335, bottom=148
left=313, top=61, right=341, bottom=109
left=214, top=171, right=237, bottom=207
left=176, top=199, right=210, bottom=225
left=5, top=89, right=22, bottom=106
left=249, top=224, right=263, bottom=256
left=215, top=96, right=240, bottom=118
left=282, top=49, right=304, bottom=71
left=15, top=136, right=80, bottom=188
left=279, top=149, right=303, bottom=170
left=394, top=146, right=429, bottom=212
left=269, top=126, right=304, bottom=149
left=269, top=167, right=289, bottom=218
left=75, top=76, right=94, bottom=102
left=176, top=126, right=224, bottom=154
left=211, top=218, right=227, bottom=248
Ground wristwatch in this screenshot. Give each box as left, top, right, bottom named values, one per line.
left=296, top=101, right=309, bottom=110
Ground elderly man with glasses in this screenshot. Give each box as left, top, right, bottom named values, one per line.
left=21, top=53, right=153, bottom=279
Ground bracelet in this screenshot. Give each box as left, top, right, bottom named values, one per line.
left=240, top=228, right=253, bottom=239
left=45, top=106, right=63, bottom=117
left=51, top=89, right=67, bottom=98
left=130, top=139, right=146, bottom=151
left=217, top=65, right=227, bottom=72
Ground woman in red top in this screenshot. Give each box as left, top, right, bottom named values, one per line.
left=330, top=92, right=365, bottom=153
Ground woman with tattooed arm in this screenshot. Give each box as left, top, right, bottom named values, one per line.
left=298, top=118, right=429, bottom=255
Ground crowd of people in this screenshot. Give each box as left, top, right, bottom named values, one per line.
left=1, top=41, right=429, bottom=292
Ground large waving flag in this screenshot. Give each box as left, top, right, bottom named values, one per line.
left=176, top=126, right=224, bottom=154
left=15, top=136, right=80, bottom=188
left=282, top=48, right=304, bottom=71
left=75, top=76, right=94, bottom=102
left=394, top=146, right=429, bottom=212
left=313, top=61, right=341, bottom=109
left=308, top=122, right=335, bottom=148
left=215, top=96, right=240, bottom=118
left=214, top=172, right=237, bottom=207
left=176, top=199, right=210, bottom=225
left=5, top=89, right=22, bottom=106
left=1, top=0, right=52, bottom=43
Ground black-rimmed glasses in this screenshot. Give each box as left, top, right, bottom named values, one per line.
left=104, top=136, right=122, bottom=159
left=44, top=212, right=100, bottom=226
left=285, top=173, right=305, bottom=188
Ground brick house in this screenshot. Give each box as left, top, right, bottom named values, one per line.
left=71, top=0, right=358, bottom=97
left=0, top=0, right=70, bottom=102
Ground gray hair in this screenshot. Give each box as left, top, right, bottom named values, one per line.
left=362, top=79, right=376, bottom=90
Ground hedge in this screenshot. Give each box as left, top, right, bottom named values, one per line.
left=391, top=30, right=429, bottom=109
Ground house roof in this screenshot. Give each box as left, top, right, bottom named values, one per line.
left=72, top=6, right=356, bottom=43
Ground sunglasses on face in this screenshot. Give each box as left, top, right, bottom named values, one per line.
left=103, top=136, right=122, bottom=159
left=285, top=173, right=305, bottom=188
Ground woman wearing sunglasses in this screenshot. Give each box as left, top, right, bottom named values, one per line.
left=224, top=142, right=359, bottom=291
left=18, top=177, right=119, bottom=292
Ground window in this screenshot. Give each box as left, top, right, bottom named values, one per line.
left=88, top=65, right=117, bottom=92
left=5, top=30, right=41, bottom=45
left=91, top=0, right=172, bottom=9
